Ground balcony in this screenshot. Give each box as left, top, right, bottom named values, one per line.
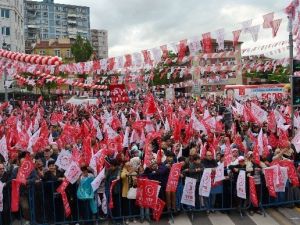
left=67, top=13, right=77, bottom=18
left=27, top=25, right=40, bottom=29
left=68, top=20, right=77, bottom=25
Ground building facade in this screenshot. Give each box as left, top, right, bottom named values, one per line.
left=0, top=0, right=25, bottom=52
left=33, top=38, right=74, bottom=63
left=192, top=40, right=243, bottom=95
left=24, top=0, right=90, bottom=53
left=91, top=29, right=108, bottom=59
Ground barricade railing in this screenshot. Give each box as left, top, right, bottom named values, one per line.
left=1, top=177, right=300, bottom=225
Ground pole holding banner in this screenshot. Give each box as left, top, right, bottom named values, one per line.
left=289, top=15, right=295, bottom=136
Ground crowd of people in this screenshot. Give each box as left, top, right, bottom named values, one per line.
left=0, top=92, right=300, bottom=225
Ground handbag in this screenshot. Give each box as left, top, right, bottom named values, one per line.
left=127, top=187, right=137, bottom=199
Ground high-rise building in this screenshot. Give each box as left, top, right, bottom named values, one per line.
left=24, top=0, right=90, bottom=53
left=0, top=0, right=25, bottom=52
left=91, top=29, right=108, bottom=59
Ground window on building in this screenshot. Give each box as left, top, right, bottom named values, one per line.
left=54, top=49, right=61, bottom=57
left=43, top=12, right=48, bottom=17
left=66, top=49, right=71, bottom=58
left=43, top=34, right=48, bottom=39
left=39, top=50, right=46, bottom=55
left=1, top=27, right=10, bottom=36
left=1, top=9, right=9, bottom=18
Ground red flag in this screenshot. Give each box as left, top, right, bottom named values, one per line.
left=249, top=176, right=259, bottom=207
left=202, top=32, right=212, bottom=53
left=141, top=179, right=160, bottom=209
left=82, top=136, right=92, bottom=165
left=107, top=57, right=115, bottom=71
left=232, top=30, right=242, bottom=47
left=268, top=111, right=277, bottom=133
left=178, top=39, right=187, bottom=62
left=136, top=178, right=145, bottom=206
left=16, top=155, right=35, bottom=184
left=145, top=93, right=157, bottom=115
left=11, top=180, right=21, bottom=212
left=224, top=141, right=232, bottom=167
left=56, top=179, right=71, bottom=217
left=153, top=198, right=165, bottom=221
left=253, top=141, right=260, bottom=165
left=263, top=12, right=274, bottom=28
left=142, top=50, right=152, bottom=65
left=124, top=54, right=132, bottom=67
left=166, top=163, right=183, bottom=192
left=264, top=168, right=277, bottom=198
left=50, top=112, right=64, bottom=126
left=109, top=178, right=120, bottom=209
left=271, top=19, right=282, bottom=38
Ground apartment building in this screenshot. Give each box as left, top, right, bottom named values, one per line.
left=91, top=29, right=108, bottom=59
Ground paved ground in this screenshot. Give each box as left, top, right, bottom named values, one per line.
left=11, top=207, right=300, bottom=225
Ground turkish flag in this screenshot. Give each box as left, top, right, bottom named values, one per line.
left=16, top=154, right=35, bottom=184
left=264, top=168, right=277, bottom=198
left=141, top=179, right=160, bottom=209
left=153, top=198, right=165, bottom=221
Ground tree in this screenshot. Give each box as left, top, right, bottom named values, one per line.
left=71, top=35, right=93, bottom=63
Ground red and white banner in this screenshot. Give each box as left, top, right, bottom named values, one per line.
left=202, top=32, right=212, bottom=53
left=237, top=170, right=246, bottom=199
left=199, top=168, right=212, bottom=197
left=275, top=166, right=288, bottom=192
left=64, top=161, right=82, bottom=184
left=181, top=177, right=197, bottom=206
left=166, top=162, right=183, bottom=192
left=57, top=179, right=71, bottom=217
left=109, top=84, right=129, bottom=103
left=264, top=167, right=277, bottom=197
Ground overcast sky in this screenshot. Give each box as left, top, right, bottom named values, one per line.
left=56, top=0, right=290, bottom=57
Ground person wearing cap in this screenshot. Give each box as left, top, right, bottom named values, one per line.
left=200, top=150, right=218, bottom=213
left=229, top=156, right=248, bottom=216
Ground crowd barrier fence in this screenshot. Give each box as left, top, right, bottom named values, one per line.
left=0, top=178, right=299, bottom=225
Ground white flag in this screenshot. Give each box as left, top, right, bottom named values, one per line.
left=0, top=181, right=4, bottom=212
left=64, top=161, right=82, bottom=184
left=251, top=103, right=268, bottom=124
left=27, top=128, right=41, bottom=153
left=0, top=136, right=8, bottom=162
left=257, top=128, right=264, bottom=155
left=123, top=127, right=130, bottom=148
left=188, top=37, right=202, bottom=55
left=164, top=118, right=170, bottom=132
left=292, top=129, right=300, bottom=153
left=121, top=113, right=127, bottom=129
left=275, top=166, right=288, bottom=192
left=216, top=28, right=225, bottom=50
left=237, top=170, right=246, bottom=199
left=91, top=168, right=106, bottom=192
left=199, top=168, right=212, bottom=197
left=249, top=25, right=260, bottom=42
left=181, top=177, right=197, bottom=206
left=55, top=149, right=72, bottom=171
left=214, top=163, right=225, bottom=183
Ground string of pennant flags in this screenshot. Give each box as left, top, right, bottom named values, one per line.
left=1, top=1, right=299, bottom=91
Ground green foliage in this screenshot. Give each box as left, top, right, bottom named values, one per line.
left=71, top=34, right=93, bottom=63
left=246, top=65, right=289, bottom=83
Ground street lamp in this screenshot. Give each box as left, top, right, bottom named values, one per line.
left=2, top=39, right=10, bottom=102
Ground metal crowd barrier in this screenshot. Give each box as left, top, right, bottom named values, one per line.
left=0, top=177, right=300, bottom=225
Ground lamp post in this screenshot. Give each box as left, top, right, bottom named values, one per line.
left=2, top=40, right=9, bottom=102
left=288, top=15, right=295, bottom=136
